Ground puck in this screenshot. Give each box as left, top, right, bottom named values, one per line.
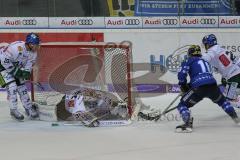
left=51, top=123, right=59, bottom=126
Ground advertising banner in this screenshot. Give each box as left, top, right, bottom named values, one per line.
left=105, top=17, right=142, bottom=28
left=0, top=17, right=48, bottom=28
left=219, top=16, right=240, bottom=27
left=1, top=16, right=240, bottom=29
left=142, top=16, right=179, bottom=28
left=180, top=16, right=219, bottom=28
left=49, top=17, right=105, bottom=29
left=135, top=0, right=233, bottom=16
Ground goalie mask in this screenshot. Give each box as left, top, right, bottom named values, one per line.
left=187, top=45, right=202, bottom=57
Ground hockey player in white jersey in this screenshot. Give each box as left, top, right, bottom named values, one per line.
left=202, top=34, right=240, bottom=108
left=0, top=33, right=40, bottom=121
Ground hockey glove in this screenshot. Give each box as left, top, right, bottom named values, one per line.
left=180, top=84, right=190, bottom=93
left=10, top=67, right=31, bottom=80
left=10, top=67, right=22, bottom=79
left=221, top=77, right=227, bottom=86
left=21, top=70, right=31, bottom=80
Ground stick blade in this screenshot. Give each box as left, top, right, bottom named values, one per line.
left=138, top=112, right=157, bottom=121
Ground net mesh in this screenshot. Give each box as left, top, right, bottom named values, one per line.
left=32, top=42, right=133, bottom=117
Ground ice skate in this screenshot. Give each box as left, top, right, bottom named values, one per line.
left=175, top=117, right=193, bottom=133
left=10, top=109, right=24, bottom=121
left=231, top=117, right=240, bottom=125
left=233, top=118, right=240, bottom=125
left=228, top=112, right=240, bottom=125
left=25, top=107, right=39, bottom=119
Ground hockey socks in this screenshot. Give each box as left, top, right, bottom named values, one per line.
left=176, top=105, right=193, bottom=133
left=221, top=101, right=239, bottom=124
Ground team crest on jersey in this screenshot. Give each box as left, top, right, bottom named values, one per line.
left=67, top=100, right=75, bottom=108
left=18, top=46, right=23, bottom=53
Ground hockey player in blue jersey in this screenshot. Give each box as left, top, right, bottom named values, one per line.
left=176, top=45, right=239, bottom=133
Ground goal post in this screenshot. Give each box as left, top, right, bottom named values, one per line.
left=31, top=41, right=134, bottom=117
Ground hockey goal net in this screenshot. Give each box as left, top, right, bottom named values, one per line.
left=31, top=41, right=134, bottom=118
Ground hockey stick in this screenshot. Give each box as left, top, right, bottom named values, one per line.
left=138, top=105, right=178, bottom=121
left=52, top=119, right=132, bottom=127
left=72, top=110, right=100, bottom=127
left=138, top=93, right=181, bottom=121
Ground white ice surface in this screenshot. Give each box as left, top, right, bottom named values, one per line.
left=0, top=93, right=240, bottom=160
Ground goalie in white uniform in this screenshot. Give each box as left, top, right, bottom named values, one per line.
left=202, top=34, right=240, bottom=108
left=56, top=90, right=129, bottom=121
left=0, top=33, right=40, bottom=121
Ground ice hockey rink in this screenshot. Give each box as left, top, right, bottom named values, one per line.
left=0, top=92, right=239, bottom=160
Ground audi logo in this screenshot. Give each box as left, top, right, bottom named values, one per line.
left=200, top=18, right=216, bottom=25
left=125, top=19, right=140, bottom=25
left=162, top=19, right=178, bottom=25
left=22, top=19, right=37, bottom=25
left=78, top=19, right=93, bottom=25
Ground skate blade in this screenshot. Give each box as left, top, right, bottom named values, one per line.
left=25, top=114, right=40, bottom=121
left=24, top=112, right=40, bottom=120
left=175, top=128, right=193, bottom=133
left=11, top=116, right=24, bottom=122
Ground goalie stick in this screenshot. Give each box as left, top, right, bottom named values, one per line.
left=138, top=93, right=181, bottom=121
left=72, top=110, right=100, bottom=127
left=52, top=119, right=132, bottom=127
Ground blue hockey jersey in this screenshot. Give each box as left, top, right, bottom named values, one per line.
left=178, top=56, right=216, bottom=88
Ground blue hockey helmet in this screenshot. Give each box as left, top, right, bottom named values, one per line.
left=188, top=45, right=201, bottom=57
left=202, top=34, right=217, bottom=48
left=26, top=33, right=40, bottom=45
